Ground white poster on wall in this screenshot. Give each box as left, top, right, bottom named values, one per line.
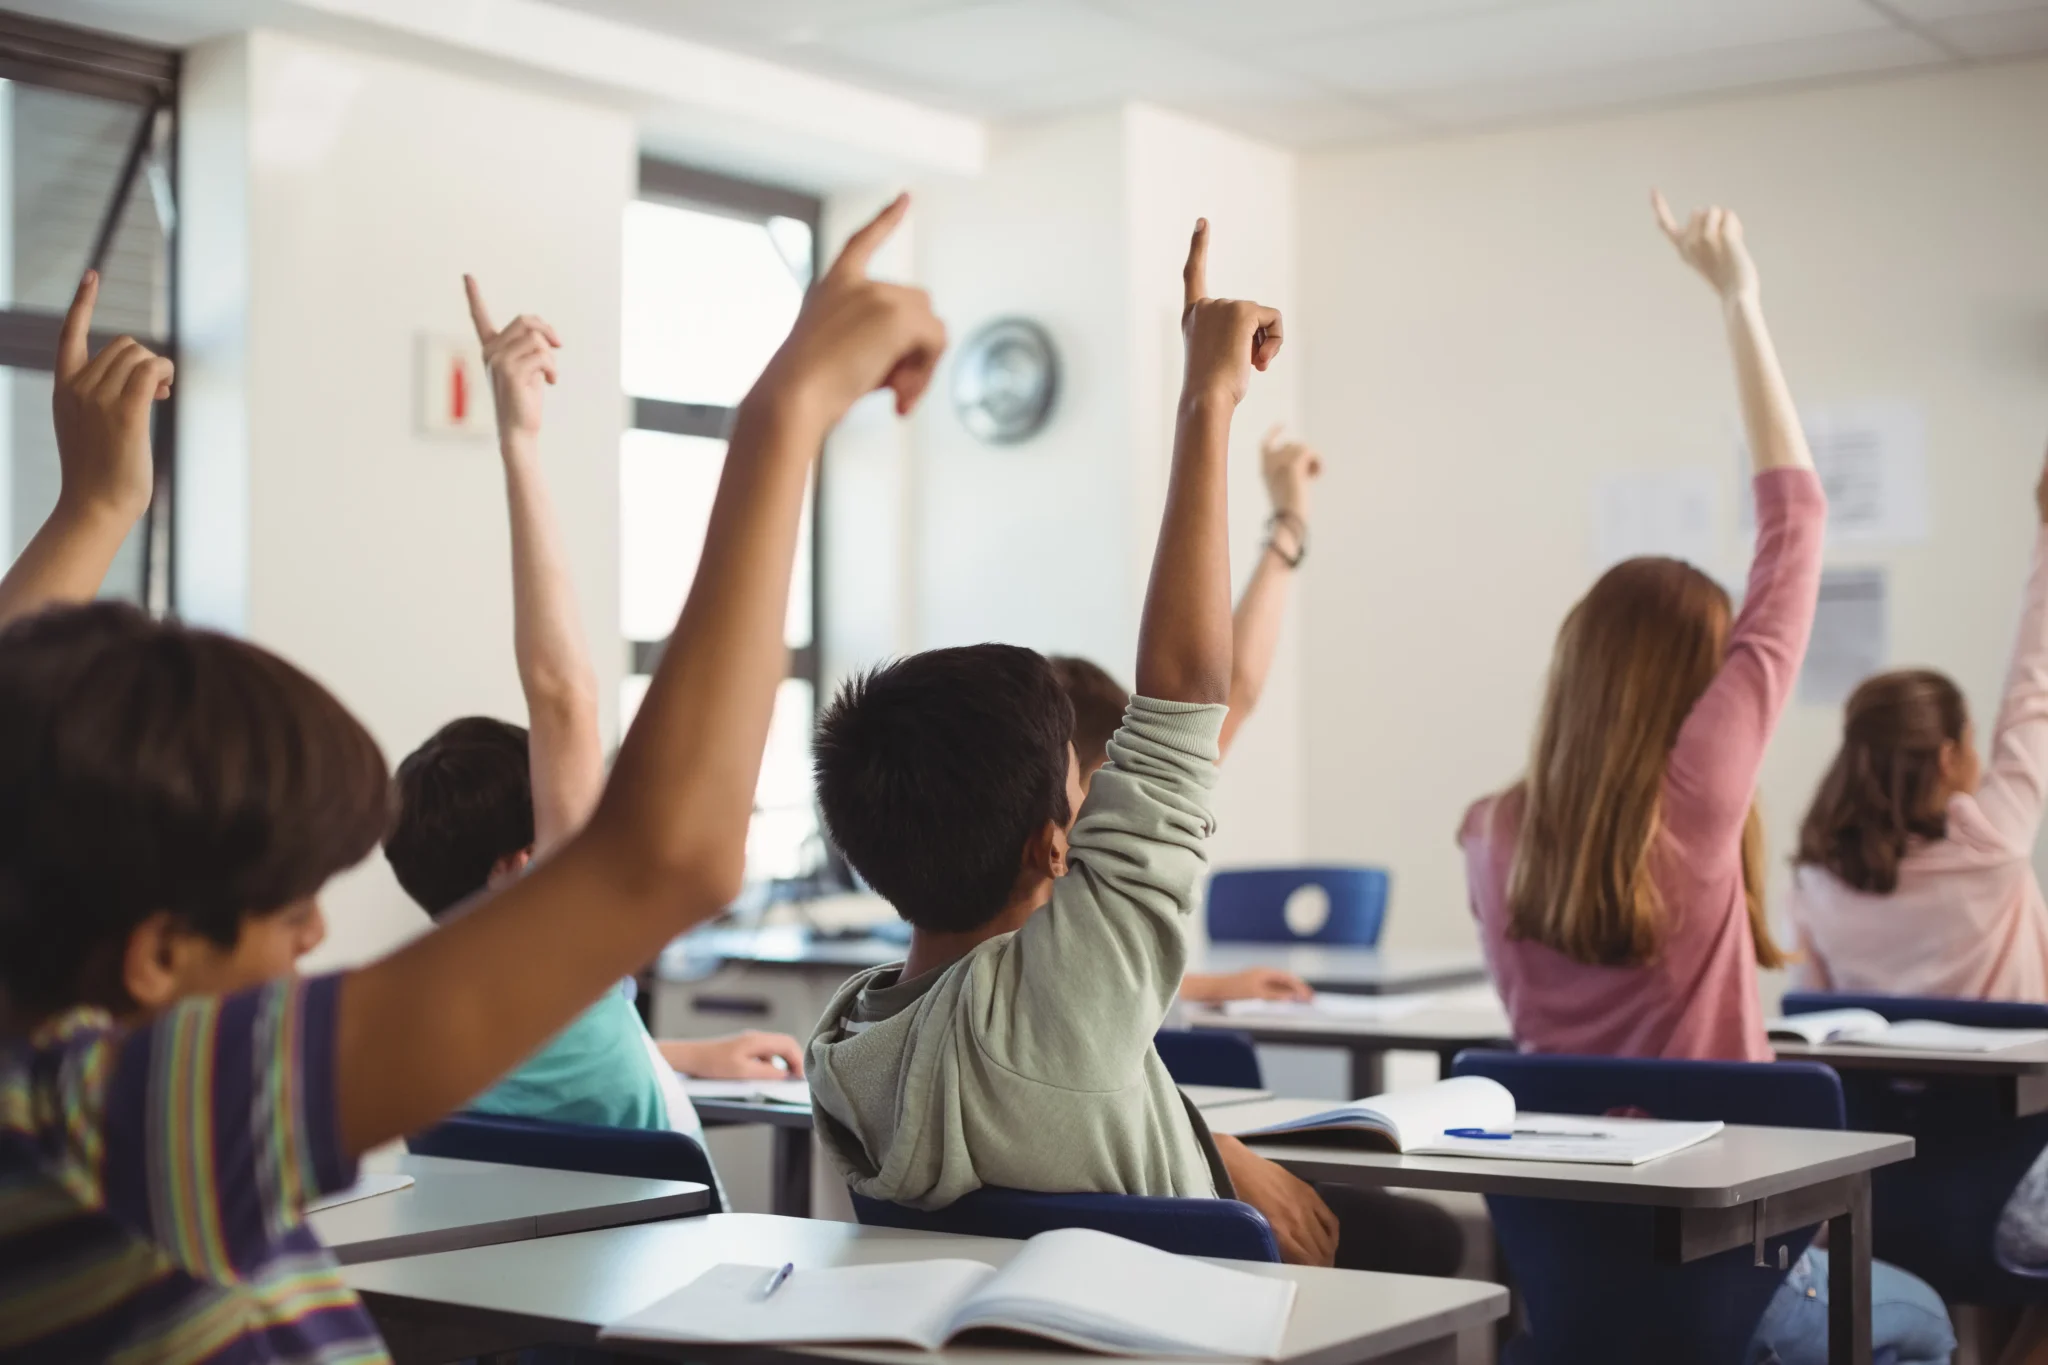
left=1799, top=567, right=1889, bottom=707
left=1740, top=400, right=1929, bottom=544
left=1590, top=466, right=1718, bottom=573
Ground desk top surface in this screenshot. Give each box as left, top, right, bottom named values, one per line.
left=1185, top=1004, right=1513, bottom=1049
left=688, top=1086, right=1273, bottom=1128
left=1772, top=1037, right=2048, bottom=1075
left=343, top=1211, right=1507, bottom=1365
left=311, top=1153, right=708, bottom=1265
left=1203, top=1100, right=1914, bottom=1208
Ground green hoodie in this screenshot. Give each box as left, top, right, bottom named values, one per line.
left=807, top=697, right=1230, bottom=1210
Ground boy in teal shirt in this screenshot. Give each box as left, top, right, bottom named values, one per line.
left=386, top=279, right=802, bottom=1148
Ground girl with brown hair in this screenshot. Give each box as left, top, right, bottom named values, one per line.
left=1790, top=449, right=2048, bottom=999
left=1460, top=192, right=1825, bottom=1063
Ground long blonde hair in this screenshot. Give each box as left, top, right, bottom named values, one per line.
left=1507, top=557, right=1782, bottom=969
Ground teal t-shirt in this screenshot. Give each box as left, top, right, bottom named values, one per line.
left=471, top=988, right=671, bottom=1131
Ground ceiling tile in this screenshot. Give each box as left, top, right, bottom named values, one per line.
left=1080, top=0, right=1570, bottom=46
left=1878, top=0, right=2048, bottom=20
left=1392, top=23, right=1945, bottom=127
left=1260, top=0, right=1896, bottom=97
left=1165, top=96, right=1420, bottom=147
left=1923, top=7, right=2048, bottom=56
left=553, top=0, right=965, bottom=47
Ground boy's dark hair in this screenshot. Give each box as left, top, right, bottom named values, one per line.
left=385, top=716, right=534, bottom=919
left=814, top=644, right=1074, bottom=934
left=1047, top=655, right=1129, bottom=776
left=0, top=603, right=390, bottom=1019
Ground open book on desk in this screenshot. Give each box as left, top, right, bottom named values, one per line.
left=1222, top=1076, right=1723, bottom=1166
left=1769, top=1009, right=2048, bottom=1053
left=682, top=1077, right=812, bottom=1106
left=599, top=1227, right=1295, bottom=1359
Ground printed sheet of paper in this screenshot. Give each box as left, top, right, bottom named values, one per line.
left=1740, top=400, right=1930, bottom=545
left=1799, top=567, right=1889, bottom=707
left=1591, top=467, right=1718, bottom=573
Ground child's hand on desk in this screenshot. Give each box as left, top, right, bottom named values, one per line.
left=1179, top=218, right=1283, bottom=409
left=1182, top=968, right=1313, bottom=1006
left=663, top=1031, right=806, bottom=1080
left=1212, top=1134, right=1338, bottom=1267
left=52, top=270, right=171, bottom=526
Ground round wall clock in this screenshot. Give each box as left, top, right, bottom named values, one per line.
left=951, top=317, right=1059, bottom=445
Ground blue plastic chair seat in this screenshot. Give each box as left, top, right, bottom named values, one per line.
left=1154, top=1028, right=1263, bottom=1090
left=850, top=1187, right=1279, bottom=1263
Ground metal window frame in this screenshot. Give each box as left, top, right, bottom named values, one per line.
left=0, top=12, right=179, bottom=614
left=626, top=156, right=824, bottom=695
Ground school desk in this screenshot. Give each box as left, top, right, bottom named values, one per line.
left=691, top=1087, right=1275, bottom=1218
left=1190, top=944, right=1491, bottom=997
left=343, top=1211, right=1509, bottom=1365
left=310, top=1152, right=709, bottom=1266
left=1183, top=1002, right=1514, bottom=1095
left=1204, top=1098, right=1915, bottom=1365
left=1772, top=1038, right=2048, bottom=1117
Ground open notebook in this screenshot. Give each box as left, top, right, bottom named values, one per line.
left=599, top=1227, right=1296, bottom=1359
left=1768, top=1009, right=2048, bottom=1053
left=1227, top=1076, right=1723, bottom=1166
left=682, top=1078, right=812, bottom=1105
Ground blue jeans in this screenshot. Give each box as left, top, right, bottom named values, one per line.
left=1747, top=1249, right=1955, bottom=1365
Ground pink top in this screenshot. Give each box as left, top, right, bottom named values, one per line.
left=1790, top=528, right=2048, bottom=1001
left=1462, top=468, right=1828, bottom=1062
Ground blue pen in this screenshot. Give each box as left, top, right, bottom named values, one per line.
left=760, top=1262, right=795, bottom=1300
left=1443, top=1127, right=1512, bottom=1139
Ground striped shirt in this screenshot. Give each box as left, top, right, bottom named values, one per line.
left=0, top=974, right=388, bottom=1363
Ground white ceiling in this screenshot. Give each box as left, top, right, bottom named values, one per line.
left=546, top=0, right=2048, bottom=146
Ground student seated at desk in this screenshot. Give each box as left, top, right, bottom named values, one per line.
left=383, top=278, right=803, bottom=1151
left=1052, top=423, right=1322, bottom=1009
left=0, top=205, right=942, bottom=1361
left=1456, top=196, right=1951, bottom=1365
left=806, top=222, right=1460, bottom=1277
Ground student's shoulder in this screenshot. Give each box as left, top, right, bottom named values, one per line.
left=1, top=1007, right=121, bottom=1142
left=1458, top=788, right=1520, bottom=850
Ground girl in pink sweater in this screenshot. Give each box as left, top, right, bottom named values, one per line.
left=1462, top=194, right=1826, bottom=1064
left=1790, top=449, right=2048, bottom=1001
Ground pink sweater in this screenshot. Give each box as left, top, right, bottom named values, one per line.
left=1461, top=468, right=1827, bottom=1062
left=1790, top=528, right=2048, bottom=1001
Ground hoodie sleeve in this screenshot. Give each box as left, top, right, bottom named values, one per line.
left=976, top=695, right=1226, bottom=1092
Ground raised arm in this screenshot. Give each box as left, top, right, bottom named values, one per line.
left=1136, top=220, right=1281, bottom=705
left=1654, top=191, right=1826, bottom=842
left=1969, top=447, right=2048, bottom=848
left=1217, top=425, right=1321, bottom=757
left=0, top=272, right=171, bottom=629
left=465, top=277, right=602, bottom=851
left=336, top=197, right=944, bottom=1155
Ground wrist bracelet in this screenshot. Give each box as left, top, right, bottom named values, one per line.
left=1265, top=512, right=1307, bottom=569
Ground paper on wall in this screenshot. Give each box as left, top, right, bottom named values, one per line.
left=1590, top=467, right=1718, bottom=573
left=1740, top=400, right=1929, bottom=544
left=1799, top=567, right=1889, bottom=707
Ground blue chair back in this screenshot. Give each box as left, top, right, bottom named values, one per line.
left=1205, top=866, right=1388, bottom=945
left=1155, top=1028, right=1264, bottom=1090
left=1782, top=991, right=2048, bottom=1302
left=409, top=1112, right=722, bottom=1212
left=851, top=1187, right=1279, bottom=1262
left=1452, top=1051, right=1844, bottom=1365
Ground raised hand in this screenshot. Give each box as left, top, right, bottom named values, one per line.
left=464, top=275, right=560, bottom=443
left=1259, top=424, right=1323, bottom=521
left=1652, top=190, right=1758, bottom=304
left=755, top=193, right=946, bottom=424
left=52, top=270, right=171, bottom=523
left=1180, top=219, right=1283, bottom=408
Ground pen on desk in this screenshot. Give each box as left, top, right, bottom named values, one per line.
left=761, top=1263, right=795, bottom=1300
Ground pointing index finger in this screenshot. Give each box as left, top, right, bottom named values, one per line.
left=1650, top=189, right=1682, bottom=243
left=1182, top=218, right=1209, bottom=314
left=57, top=270, right=98, bottom=380
left=827, top=192, right=909, bottom=285
left=463, top=274, right=496, bottom=343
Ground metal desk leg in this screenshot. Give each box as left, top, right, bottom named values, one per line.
left=1347, top=1045, right=1386, bottom=1098
left=771, top=1124, right=814, bottom=1218
left=1828, top=1172, right=1873, bottom=1365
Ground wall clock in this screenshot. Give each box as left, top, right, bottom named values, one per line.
left=951, top=317, right=1059, bottom=445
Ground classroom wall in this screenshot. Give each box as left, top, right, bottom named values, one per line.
left=1296, top=58, right=2048, bottom=955
left=178, top=29, right=636, bottom=970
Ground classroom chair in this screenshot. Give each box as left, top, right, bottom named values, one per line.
left=1154, top=1028, right=1264, bottom=1090
left=1781, top=991, right=2048, bottom=1304
left=1452, top=1050, right=1843, bottom=1365
left=408, top=1112, right=723, bottom=1213
left=1205, top=865, right=1388, bottom=945
left=850, top=1188, right=1280, bottom=1263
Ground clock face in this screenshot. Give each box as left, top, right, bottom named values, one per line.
left=952, top=317, right=1059, bottom=445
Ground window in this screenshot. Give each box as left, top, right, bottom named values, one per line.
left=0, top=14, right=177, bottom=612
left=620, top=159, right=826, bottom=894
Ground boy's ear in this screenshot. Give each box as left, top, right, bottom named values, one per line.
left=488, top=846, right=535, bottom=887
left=121, top=910, right=188, bottom=1012
left=1021, top=819, right=1069, bottom=881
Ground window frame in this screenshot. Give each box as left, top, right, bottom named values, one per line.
left=0, top=12, right=179, bottom=614
left=624, top=155, right=823, bottom=694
